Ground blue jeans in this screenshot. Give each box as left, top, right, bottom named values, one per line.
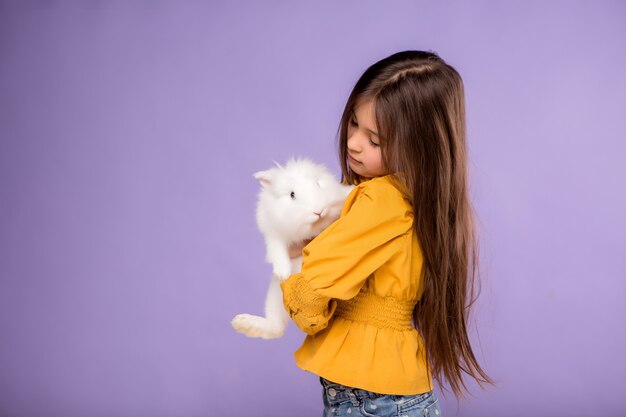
left=320, top=377, right=441, bottom=417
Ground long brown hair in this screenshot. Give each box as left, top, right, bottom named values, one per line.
left=338, top=50, right=493, bottom=398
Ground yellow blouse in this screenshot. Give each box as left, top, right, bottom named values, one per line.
left=281, top=175, right=433, bottom=395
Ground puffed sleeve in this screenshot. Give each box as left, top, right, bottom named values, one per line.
left=281, top=181, right=413, bottom=335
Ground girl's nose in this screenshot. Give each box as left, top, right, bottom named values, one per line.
left=347, top=134, right=361, bottom=153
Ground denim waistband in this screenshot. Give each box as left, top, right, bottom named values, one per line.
left=320, top=377, right=387, bottom=403
left=320, top=377, right=437, bottom=414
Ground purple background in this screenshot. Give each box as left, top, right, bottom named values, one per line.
left=1, top=1, right=625, bottom=416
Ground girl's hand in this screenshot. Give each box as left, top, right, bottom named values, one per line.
left=288, top=239, right=313, bottom=259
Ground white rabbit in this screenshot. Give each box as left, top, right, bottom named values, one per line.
left=231, top=158, right=353, bottom=339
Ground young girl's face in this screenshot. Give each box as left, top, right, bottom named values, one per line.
left=347, top=99, right=386, bottom=178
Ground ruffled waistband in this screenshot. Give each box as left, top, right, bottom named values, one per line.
left=335, top=290, right=416, bottom=331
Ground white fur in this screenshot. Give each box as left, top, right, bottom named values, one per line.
left=231, top=158, right=353, bottom=339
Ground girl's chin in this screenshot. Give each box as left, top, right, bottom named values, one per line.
left=350, top=166, right=371, bottom=178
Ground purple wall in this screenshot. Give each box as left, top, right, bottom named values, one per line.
left=1, top=1, right=625, bottom=416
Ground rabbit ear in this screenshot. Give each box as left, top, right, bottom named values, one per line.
left=253, top=169, right=274, bottom=188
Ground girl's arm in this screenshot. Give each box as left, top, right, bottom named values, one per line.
left=281, top=182, right=412, bottom=335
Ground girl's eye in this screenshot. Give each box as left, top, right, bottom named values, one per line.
left=349, top=117, right=358, bottom=127
left=369, top=138, right=380, bottom=147
left=290, top=191, right=296, bottom=200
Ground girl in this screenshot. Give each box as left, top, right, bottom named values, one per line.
left=281, top=50, right=492, bottom=417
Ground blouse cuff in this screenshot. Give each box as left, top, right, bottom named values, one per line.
left=281, top=274, right=336, bottom=335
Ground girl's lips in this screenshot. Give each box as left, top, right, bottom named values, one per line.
left=348, top=154, right=360, bottom=164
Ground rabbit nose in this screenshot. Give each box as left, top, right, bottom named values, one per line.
left=313, top=209, right=326, bottom=218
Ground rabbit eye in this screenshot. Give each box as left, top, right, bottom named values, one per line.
left=290, top=191, right=296, bottom=200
